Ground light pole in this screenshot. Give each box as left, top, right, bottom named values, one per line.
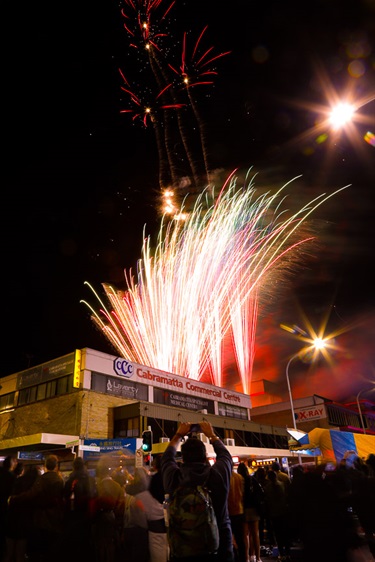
left=285, top=353, right=300, bottom=431
left=283, top=331, right=327, bottom=430
left=282, top=326, right=328, bottom=464
left=356, top=389, right=367, bottom=434
left=285, top=352, right=305, bottom=465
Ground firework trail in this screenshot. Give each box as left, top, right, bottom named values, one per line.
left=119, top=73, right=184, bottom=188
left=118, top=0, right=230, bottom=205
left=169, top=26, right=231, bottom=186
left=230, top=289, right=259, bottom=395
left=81, top=171, right=348, bottom=391
left=119, top=0, right=188, bottom=189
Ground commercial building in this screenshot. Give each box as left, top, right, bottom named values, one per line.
left=250, top=388, right=375, bottom=435
left=250, top=382, right=375, bottom=462
left=0, top=348, right=299, bottom=474
left=2, top=347, right=372, bottom=473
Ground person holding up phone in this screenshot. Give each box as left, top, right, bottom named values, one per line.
left=160, top=421, right=234, bottom=562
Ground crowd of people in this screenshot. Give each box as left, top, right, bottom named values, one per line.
left=0, top=452, right=167, bottom=562
left=0, top=427, right=374, bottom=562
left=229, top=452, right=375, bottom=562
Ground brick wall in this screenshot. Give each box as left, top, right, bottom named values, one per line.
left=1, top=391, right=136, bottom=440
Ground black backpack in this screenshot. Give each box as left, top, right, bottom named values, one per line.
left=168, top=481, right=219, bottom=558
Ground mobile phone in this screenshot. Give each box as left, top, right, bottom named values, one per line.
left=190, top=423, right=201, bottom=434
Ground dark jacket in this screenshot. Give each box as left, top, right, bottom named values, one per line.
left=63, top=467, right=97, bottom=516
left=11, top=470, right=65, bottom=534
left=5, top=466, right=40, bottom=539
left=161, top=439, right=234, bottom=562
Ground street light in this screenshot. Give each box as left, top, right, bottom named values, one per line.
left=329, top=102, right=355, bottom=130
left=282, top=325, right=330, bottom=463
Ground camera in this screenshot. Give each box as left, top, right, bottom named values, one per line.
left=189, top=423, right=201, bottom=434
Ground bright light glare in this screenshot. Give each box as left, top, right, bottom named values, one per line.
left=329, top=103, right=355, bottom=129
left=282, top=316, right=338, bottom=367
left=313, top=337, right=326, bottom=350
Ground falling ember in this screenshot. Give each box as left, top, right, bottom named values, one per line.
left=81, top=170, right=349, bottom=393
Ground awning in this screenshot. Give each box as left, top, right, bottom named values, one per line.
left=289, top=427, right=375, bottom=463
left=152, top=439, right=315, bottom=459
left=0, top=433, right=80, bottom=456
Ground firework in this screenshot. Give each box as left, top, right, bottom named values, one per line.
left=118, top=0, right=230, bottom=203
left=168, top=26, right=231, bottom=187
left=81, top=171, right=348, bottom=391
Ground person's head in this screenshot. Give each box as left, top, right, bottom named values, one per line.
left=2, top=455, right=17, bottom=471
left=151, top=454, right=162, bottom=472
left=181, top=436, right=207, bottom=464
left=366, top=453, right=375, bottom=475
left=96, top=463, right=110, bottom=479
left=45, top=455, right=59, bottom=472
left=125, top=466, right=150, bottom=495
left=72, top=456, right=86, bottom=472
left=267, top=470, right=277, bottom=483
left=23, top=465, right=41, bottom=487
left=255, top=466, right=266, bottom=480
left=14, top=462, right=24, bottom=477
left=353, top=455, right=367, bottom=473
left=237, top=462, right=249, bottom=479
left=291, top=464, right=305, bottom=480
left=271, top=461, right=281, bottom=472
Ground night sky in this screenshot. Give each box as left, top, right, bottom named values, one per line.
left=2, top=0, right=375, bottom=403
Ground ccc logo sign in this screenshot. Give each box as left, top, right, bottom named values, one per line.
left=114, top=358, right=134, bottom=378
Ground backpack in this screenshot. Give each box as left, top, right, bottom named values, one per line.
left=167, top=481, right=220, bottom=558
left=67, top=474, right=97, bottom=514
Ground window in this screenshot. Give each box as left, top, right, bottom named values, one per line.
left=46, top=380, right=57, bottom=398
left=18, top=388, right=28, bottom=406
left=37, top=383, right=47, bottom=401
left=10, top=375, right=74, bottom=408
left=29, top=387, right=37, bottom=403
left=18, top=386, right=37, bottom=405
left=0, top=392, right=16, bottom=412
left=57, top=377, right=68, bottom=395
left=114, top=416, right=140, bottom=438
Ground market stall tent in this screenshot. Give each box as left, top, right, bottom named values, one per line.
left=290, top=428, right=375, bottom=464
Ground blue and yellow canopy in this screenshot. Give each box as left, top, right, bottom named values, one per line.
left=291, top=428, right=375, bottom=464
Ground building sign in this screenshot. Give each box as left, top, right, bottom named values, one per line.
left=82, top=438, right=138, bottom=461
left=80, top=444, right=101, bottom=452
left=16, top=353, right=75, bottom=389
left=73, top=349, right=82, bottom=388
left=295, top=405, right=326, bottom=423
left=112, top=357, right=251, bottom=409
left=91, top=373, right=148, bottom=400
left=18, top=451, right=44, bottom=461
left=153, top=387, right=215, bottom=413
left=218, top=402, right=248, bottom=420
